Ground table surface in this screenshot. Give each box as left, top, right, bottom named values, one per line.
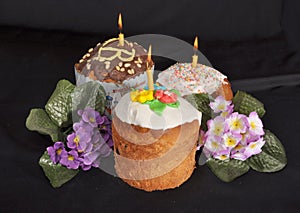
left=0, top=27, right=300, bottom=212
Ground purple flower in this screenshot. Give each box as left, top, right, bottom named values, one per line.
left=60, top=150, right=81, bottom=169
left=47, top=142, right=66, bottom=164
left=209, top=96, right=232, bottom=113
left=81, top=107, right=100, bottom=127
left=73, top=121, right=93, bottom=133
left=247, top=112, right=264, bottom=136
left=67, top=128, right=91, bottom=152
left=79, top=142, right=112, bottom=171
left=98, top=116, right=113, bottom=147
left=80, top=151, right=100, bottom=167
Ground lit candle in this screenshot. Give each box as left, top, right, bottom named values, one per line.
left=146, top=45, right=154, bottom=91
left=118, top=13, right=124, bottom=46
left=192, top=36, right=198, bottom=68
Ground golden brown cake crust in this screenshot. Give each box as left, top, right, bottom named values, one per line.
left=112, top=117, right=200, bottom=191
left=220, top=78, right=233, bottom=100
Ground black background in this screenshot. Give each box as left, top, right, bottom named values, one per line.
left=0, top=0, right=300, bottom=212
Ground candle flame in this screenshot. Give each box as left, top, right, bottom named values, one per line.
left=147, top=45, right=152, bottom=62
left=194, top=36, right=198, bottom=50
left=118, top=13, right=123, bottom=31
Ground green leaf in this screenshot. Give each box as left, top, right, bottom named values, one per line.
left=246, top=130, right=287, bottom=172
left=184, top=93, right=212, bottom=131
left=232, top=90, right=266, bottom=117
left=148, top=99, right=166, bottom=115
left=26, top=109, right=64, bottom=142
left=207, top=158, right=250, bottom=182
left=45, top=79, right=75, bottom=128
left=39, top=152, right=79, bottom=188
left=167, top=101, right=180, bottom=108
left=72, top=81, right=106, bottom=118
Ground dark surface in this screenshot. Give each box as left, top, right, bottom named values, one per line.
left=0, top=0, right=282, bottom=40
left=0, top=27, right=300, bottom=212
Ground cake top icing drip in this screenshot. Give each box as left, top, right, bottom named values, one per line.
left=114, top=93, right=202, bottom=130
left=75, top=38, right=153, bottom=84
left=157, top=63, right=227, bottom=96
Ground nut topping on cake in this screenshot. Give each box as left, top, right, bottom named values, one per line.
left=75, top=38, right=153, bottom=83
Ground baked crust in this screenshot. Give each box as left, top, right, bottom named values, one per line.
left=219, top=78, right=233, bottom=100
left=113, top=116, right=200, bottom=191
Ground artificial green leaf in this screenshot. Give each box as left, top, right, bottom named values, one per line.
left=232, top=91, right=265, bottom=118
left=207, top=158, right=250, bottom=182
left=45, top=79, right=75, bottom=127
left=200, top=114, right=211, bottom=131
left=26, top=108, right=64, bottom=142
left=184, top=93, right=212, bottom=131
left=185, top=94, right=213, bottom=117
left=39, top=152, right=79, bottom=188
left=72, top=81, right=106, bottom=119
left=246, top=130, right=287, bottom=172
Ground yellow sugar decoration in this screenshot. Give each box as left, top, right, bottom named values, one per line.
left=130, top=90, right=154, bottom=104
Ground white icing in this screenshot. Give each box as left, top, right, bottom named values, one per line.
left=114, top=93, right=202, bottom=130
left=157, top=63, right=227, bottom=96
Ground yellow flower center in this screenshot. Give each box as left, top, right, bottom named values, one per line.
left=250, top=121, right=256, bottom=129
left=231, top=120, right=242, bottom=130
left=250, top=143, right=257, bottom=149
left=74, top=136, right=80, bottom=146
left=212, top=141, right=219, bottom=149
left=56, top=148, right=62, bottom=155
left=217, top=104, right=225, bottom=111
left=89, top=117, right=95, bottom=123
left=68, top=155, right=74, bottom=161
left=221, top=111, right=228, bottom=117
left=235, top=144, right=243, bottom=150
left=219, top=155, right=228, bottom=160
left=225, top=136, right=237, bottom=147
left=213, top=127, right=222, bottom=136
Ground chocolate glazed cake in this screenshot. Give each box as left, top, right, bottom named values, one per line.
left=112, top=93, right=202, bottom=191
left=75, top=38, right=154, bottom=112
left=75, top=38, right=153, bottom=84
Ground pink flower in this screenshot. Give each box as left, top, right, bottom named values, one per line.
left=207, top=116, right=226, bottom=137
left=226, top=112, right=248, bottom=134
left=247, top=111, right=264, bottom=136
left=220, top=105, right=234, bottom=118
left=204, top=135, right=227, bottom=155
left=223, top=132, right=242, bottom=148
left=209, top=96, right=232, bottom=113
left=214, top=149, right=231, bottom=161
left=231, top=151, right=248, bottom=161
left=244, top=137, right=265, bottom=158
left=197, top=130, right=206, bottom=150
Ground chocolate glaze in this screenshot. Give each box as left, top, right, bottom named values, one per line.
left=75, top=38, right=153, bottom=84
